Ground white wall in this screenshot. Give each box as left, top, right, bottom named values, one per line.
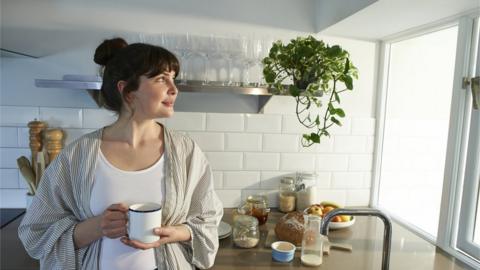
left=0, top=1, right=378, bottom=209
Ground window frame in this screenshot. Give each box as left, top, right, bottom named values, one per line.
left=371, top=10, right=480, bottom=269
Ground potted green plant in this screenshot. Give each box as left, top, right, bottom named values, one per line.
left=262, top=35, right=358, bottom=147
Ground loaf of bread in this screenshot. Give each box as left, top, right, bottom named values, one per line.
left=274, top=212, right=305, bottom=246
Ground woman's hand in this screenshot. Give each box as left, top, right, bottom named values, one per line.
left=99, top=203, right=129, bottom=239
left=120, top=224, right=191, bottom=250
left=74, top=203, right=128, bottom=249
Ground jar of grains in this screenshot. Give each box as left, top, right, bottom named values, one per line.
left=279, top=176, right=296, bottom=212
left=233, top=215, right=260, bottom=248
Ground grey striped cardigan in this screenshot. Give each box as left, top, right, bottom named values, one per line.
left=18, top=126, right=223, bottom=269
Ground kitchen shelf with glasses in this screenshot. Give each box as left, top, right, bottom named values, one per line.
left=34, top=75, right=297, bottom=113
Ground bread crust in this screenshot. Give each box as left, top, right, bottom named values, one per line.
left=274, top=212, right=305, bottom=246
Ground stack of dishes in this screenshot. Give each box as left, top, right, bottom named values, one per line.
left=218, top=221, right=232, bottom=239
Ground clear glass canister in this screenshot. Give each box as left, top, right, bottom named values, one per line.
left=296, top=172, right=318, bottom=211
left=279, top=176, right=296, bottom=212
left=233, top=215, right=260, bottom=248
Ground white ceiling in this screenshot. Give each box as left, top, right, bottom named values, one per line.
left=1, top=0, right=479, bottom=57
left=321, top=0, right=480, bottom=40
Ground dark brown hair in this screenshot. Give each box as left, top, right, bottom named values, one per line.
left=93, top=37, right=180, bottom=113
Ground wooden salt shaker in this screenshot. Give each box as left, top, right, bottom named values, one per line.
left=27, top=120, right=46, bottom=176
left=45, top=129, right=64, bottom=166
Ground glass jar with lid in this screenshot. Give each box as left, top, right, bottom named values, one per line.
left=233, top=215, right=260, bottom=248
left=279, top=176, right=296, bottom=212
left=296, top=172, right=318, bottom=211
left=241, top=195, right=270, bottom=225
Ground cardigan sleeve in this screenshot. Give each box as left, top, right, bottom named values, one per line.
left=183, top=149, right=224, bottom=269
left=18, top=152, right=88, bottom=270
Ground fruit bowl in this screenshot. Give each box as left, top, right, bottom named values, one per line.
left=303, top=202, right=356, bottom=230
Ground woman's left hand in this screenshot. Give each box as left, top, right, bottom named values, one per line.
left=120, top=224, right=191, bottom=250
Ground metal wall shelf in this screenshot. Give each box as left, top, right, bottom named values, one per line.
left=35, top=75, right=278, bottom=112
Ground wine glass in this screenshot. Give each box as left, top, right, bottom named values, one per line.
left=172, top=33, right=192, bottom=85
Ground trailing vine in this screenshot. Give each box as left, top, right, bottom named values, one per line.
left=262, top=36, right=358, bottom=147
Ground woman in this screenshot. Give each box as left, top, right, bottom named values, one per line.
left=18, top=37, right=223, bottom=270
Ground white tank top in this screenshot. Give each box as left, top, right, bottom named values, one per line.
left=90, top=150, right=165, bottom=270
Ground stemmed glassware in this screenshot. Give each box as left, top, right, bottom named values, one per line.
left=171, top=33, right=192, bottom=85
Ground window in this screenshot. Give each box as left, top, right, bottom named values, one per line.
left=374, top=13, right=480, bottom=268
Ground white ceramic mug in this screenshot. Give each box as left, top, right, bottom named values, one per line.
left=128, top=203, right=162, bottom=243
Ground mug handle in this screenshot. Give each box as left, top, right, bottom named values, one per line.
left=126, top=211, right=130, bottom=237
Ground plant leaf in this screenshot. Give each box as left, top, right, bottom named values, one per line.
left=289, top=85, right=301, bottom=97
left=344, top=75, right=353, bottom=90
left=344, top=58, right=350, bottom=74
left=334, top=91, right=340, bottom=103
left=328, top=103, right=336, bottom=115
left=309, top=133, right=320, bottom=143
left=335, top=108, right=346, bottom=117
left=330, top=116, right=341, bottom=126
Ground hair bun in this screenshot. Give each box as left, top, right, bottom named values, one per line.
left=94, top=37, right=128, bottom=66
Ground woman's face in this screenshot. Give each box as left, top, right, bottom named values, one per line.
left=129, top=70, right=178, bottom=119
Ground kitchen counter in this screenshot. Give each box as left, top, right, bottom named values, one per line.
left=0, top=209, right=474, bottom=270
left=214, top=209, right=474, bottom=270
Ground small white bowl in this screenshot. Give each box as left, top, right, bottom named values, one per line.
left=271, top=241, right=295, bottom=262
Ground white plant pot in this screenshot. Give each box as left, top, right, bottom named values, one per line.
left=26, top=193, right=34, bottom=209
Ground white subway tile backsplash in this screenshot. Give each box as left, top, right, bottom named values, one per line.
left=83, top=109, right=117, bottom=128
left=346, top=189, right=370, bottom=206
left=244, top=153, right=279, bottom=170
left=225, top=133, right=262, bottom=151
left=223, top=171, right=260, bottom=189
left=0, top=148, right=30, bottom=168
left=0, top=106, right=39, bottom=126
left=315, top=172, right=332, bottom=188
left=363, top=172, right=372, bottom=188
left=329, top=117, right=352, bottom=135
left=205, top=152, right=243, bottom=170
left=263, top=134, right=299, bottom=152
left=333, top=136, right=367, bottom=153
left=212, top=171, right=223, bottom=189
left=166, top=112, right=205, bottom=131
left=206, top=113, right=244, bottom=132
left=0, top=127, right=18, bottom=147
left=245, top=114, right=282, bottom=133
left=18, top=128, right=29, bottom=148
left=260, top=171, right=295, bottom=189
left=349, top=154, right=373, bottom=171
left=188, top=132, right=224, bottom=151
left=0, top=169, right=19, bottom=188
left=316, top=189, right=347, bottom=206
left=0, top=189, right=28, bottom=208
left=316, top=154, right=349, bottom=171
left=282, top=115, right=311, bottom=134
left=366, top=136, right=375, bottom=153
left=40, top=107, right=82, bottom=128
left=280, top=153, right=315, bottom=171
left=351, top=118, right=375, bottom=135
left=331, top=172, right=364, bottom=189
left=216, top=190, right=241, bottom=208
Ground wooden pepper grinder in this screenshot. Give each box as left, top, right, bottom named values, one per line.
left=45, top=129, right=64, bottom=166
left=27, top=120, right=46, bottom=176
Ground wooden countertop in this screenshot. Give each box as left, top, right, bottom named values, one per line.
left=0, top=209, right=474, bottom=270
left=214, top=209, right=474, bottom=270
